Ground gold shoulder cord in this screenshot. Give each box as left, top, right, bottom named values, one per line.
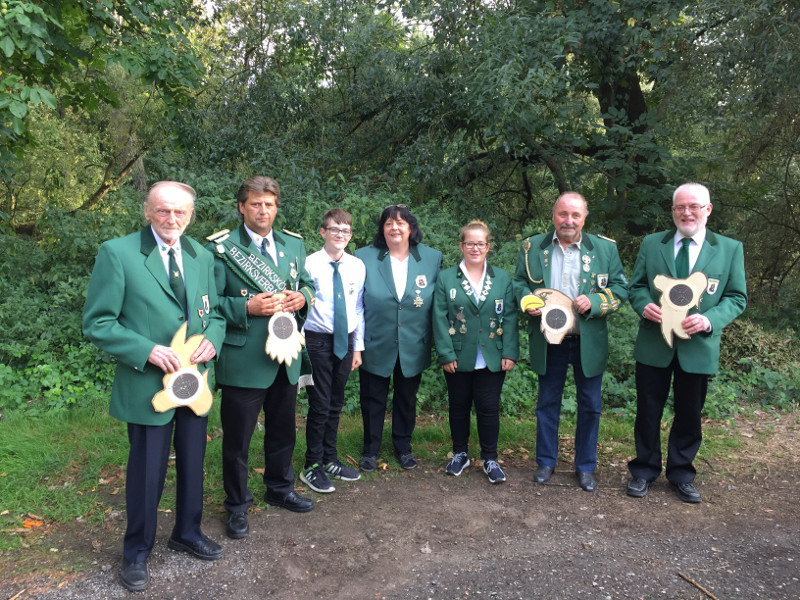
left=522, top=238, right=534, bottom=282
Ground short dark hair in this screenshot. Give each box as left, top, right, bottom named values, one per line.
left=322, top=208, right=352, bottom=228
left=371, top=204, right=423, bottom=248
left=236, top=176, right=281, bottom=209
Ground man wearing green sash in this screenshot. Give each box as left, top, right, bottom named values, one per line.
left=211, top=176, right=316, bottom=540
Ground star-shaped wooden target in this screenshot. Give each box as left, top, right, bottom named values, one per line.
left=653, top=271, right=708, bottom=348
left=152, top=322, right=213, bottom=415
left=532, top=288, right=575, bottom=344
left=264, top=295, right=305, bottom=366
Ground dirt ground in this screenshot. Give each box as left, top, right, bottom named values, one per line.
left=2, top=411, right=799, bottom=600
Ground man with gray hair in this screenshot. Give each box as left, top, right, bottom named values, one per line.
left=513, top=192, right=628, bottom=492
left=626, top=183, right=746, bottom=503
left=83, top=181, right=226, bottom=591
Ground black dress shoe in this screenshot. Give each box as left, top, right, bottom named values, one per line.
left=670, top=481, right=702, bottom=503
left=226, top=511, right=249, bottom=539
left=533, top=465, right=554, bottom=483
left=577, top=471, right=596, bottom=492
left=264, top=489, right=315, bottom=513
left=626, top=476, right=651, bottom=498
left=168, top=534, right=223, bottom=560
left=119, top=558, right=149, bottom=591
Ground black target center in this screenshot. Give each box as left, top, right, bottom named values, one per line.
left=669, top=284, right=693, bottom=306
left=172, top=373, right=199, bottom=399
left=272, top=315, right=294, bottom=339
left=545, top=309, right=568, bottom=329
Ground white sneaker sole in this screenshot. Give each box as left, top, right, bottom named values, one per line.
left=446, top=458, right=471, bottom=476
left=300, top=472, right=335, bottom=493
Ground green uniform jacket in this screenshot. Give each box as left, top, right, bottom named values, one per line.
left=82, top=227, right=226, bottom=426
left=211, top=224, right=315, bottom=388
left=433, top=264, right=519, bottom=372
left=355, top=243, right=442, bottom=378
left=512, top=231, right=629, bottom=379
left=629, top=229, right=747, bottom=374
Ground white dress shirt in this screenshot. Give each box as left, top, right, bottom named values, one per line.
left=244, top=224, right=277, bottom=265
left=673, top=229, right=707, bottom=272
left=152, top=227, right=184, bottom=279
left=303, top=248, right=366, bottom=351
left=460, top=259, right=488, bottom=370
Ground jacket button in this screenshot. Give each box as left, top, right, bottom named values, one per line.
left=179, top=316, right=185, bottom=321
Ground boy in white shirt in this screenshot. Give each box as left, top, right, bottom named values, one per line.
left=300, top=209, right=366, bottom=492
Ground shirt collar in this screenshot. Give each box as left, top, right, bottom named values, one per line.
left=244, top=223, right=275, bottom=249
left=673, top=228, right=706, bottom=248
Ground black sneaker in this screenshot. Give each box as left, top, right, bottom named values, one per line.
left=483, top=460, right=506, bottom=484
left=445, top=452, right=470, bottom=476
left=300, top=464, right=335, bottom=493
left=324, top=460, right=361, bottom=481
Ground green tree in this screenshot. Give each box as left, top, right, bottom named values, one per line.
left=0, top=0, right=204, bottom=220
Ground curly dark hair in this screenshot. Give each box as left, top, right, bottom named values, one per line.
left=371, top=204, right=423, bottom=248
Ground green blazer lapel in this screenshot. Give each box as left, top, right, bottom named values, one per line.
left=377, top=248, right=399, bottom=301
left=402, top=245, right=424, bottom=302
left=235, top=223, right=254, bottom=250
left=579, top=237, right=594, bottom=295
left=477, top=264, right=497, bottom=314
left=456, top=265, right=480, bottom=309
left=538, top=233, right=554, bottom=289
left=140, top=227, right=176, bottom=301
left=660, top=230, right=677, bottom=277
left=692, top=230, right=718, bottom=275
left=180, top=237, right=199, bottom=311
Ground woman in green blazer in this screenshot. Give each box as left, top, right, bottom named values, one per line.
left=355, top=205, right=442, bottom=472
left=432, top=221, right=519, bottom=484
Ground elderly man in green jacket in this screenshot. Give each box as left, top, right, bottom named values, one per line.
left=626, top=183, right=747, bottom=504
left=83, top=181, right=226, bottom=591
left=514, top=192, right=628, bottom=492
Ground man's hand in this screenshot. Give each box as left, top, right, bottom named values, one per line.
left=148, top=344, right=182, bottom=373
left=281, top=290, right=306, bottom=313
left=525, top=308, right=542, bottom=317
left=351, top=350, right=363, bottom=371
left=190, top=339, right=217, bottom=364
left=681, top=313, right=711, bottom=335
left=573, top=294, right=591, bottom=314
left=501, top=358, right=516, bottom=371
left=643, top=302, right=662, bottom=323
left=247, top=292, right=282, bottom=316
left=442, top=360, right=457, bottom=374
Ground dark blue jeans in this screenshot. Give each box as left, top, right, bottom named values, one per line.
left=536, top=337, right=602, bottom=473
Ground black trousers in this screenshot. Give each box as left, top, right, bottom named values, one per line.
left=220, top=366, right=298, bottom=512
left=628, top=357, right=709, bottom=484
left=359, top=360, right=421, bottom=456
left=444, top=369, right=506, bottom=461
left=304, top=330, right=354, bottom=467
left=124, top=407, right=207, bottom=563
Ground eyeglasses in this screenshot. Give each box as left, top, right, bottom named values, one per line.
left=461, top=241, right=489, bottom=250
left=384, top=204, right=408, bottom=211
left=325, top=227, right=352, bottom=237
left=672, top=204, right=710, bottom=214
